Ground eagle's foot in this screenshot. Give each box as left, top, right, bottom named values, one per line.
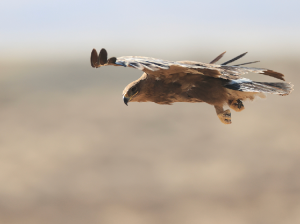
left=229, top=99, right=244, bottom=112
left=217, top=109, right=232, bottom=124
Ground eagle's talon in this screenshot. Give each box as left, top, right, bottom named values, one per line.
left=217, top=109, right=232, bottom=124
left=229, top=99, right=244, bottom=112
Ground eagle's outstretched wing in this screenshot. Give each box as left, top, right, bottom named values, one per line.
left=91, top=48, right=285, bottom=81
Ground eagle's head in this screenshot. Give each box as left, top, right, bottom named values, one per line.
left=122, top=80, right=143, bottom=106
left=122, top=73, right=150, bottom=105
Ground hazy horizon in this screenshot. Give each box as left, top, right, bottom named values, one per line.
left=2, top=0, right=300, bottom=63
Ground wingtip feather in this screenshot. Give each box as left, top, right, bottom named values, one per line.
left=91, top=49, right=99, bottom=68
left=233, top=61, right=260, bottom=66
left=99, top=48, right=108, bottom=65
left=221, top=52, right=248, bottom=65
left=210, top=51, right=226, bottom=64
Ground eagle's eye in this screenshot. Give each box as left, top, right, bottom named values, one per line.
left=131, top=86, right=138, bottom=93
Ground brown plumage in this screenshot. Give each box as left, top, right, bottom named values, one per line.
left=90, top=48, right=294, bottom=124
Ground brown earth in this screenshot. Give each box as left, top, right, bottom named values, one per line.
left=0, top=57, right=299, bottom=224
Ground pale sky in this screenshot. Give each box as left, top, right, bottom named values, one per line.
left=1, top=0, right=300, bottom=62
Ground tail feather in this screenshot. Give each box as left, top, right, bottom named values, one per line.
left=225, top=78, right=294, bottom=96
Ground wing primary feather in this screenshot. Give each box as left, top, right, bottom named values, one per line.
left=129, top=63, right=144, bottom=70
left=115, top=61, right=126, bottom=67
left=143, top=61, right=169, bottom=69
left=209, top=51, right=226, bottom=64
left=91, top=49, right=99, bottom=67
left=233, top=61, right=260, bottom=66
left=140, top=63, right=155, bottom=71
left=221, top=52, right=248, bottom=65
left=99, top=48, right=108, bottom=65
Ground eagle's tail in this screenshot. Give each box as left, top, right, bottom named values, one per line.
left=225, top=78, right=294, bottom=96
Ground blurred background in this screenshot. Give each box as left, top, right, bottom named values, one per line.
left=1, top=0, right=300, bottom=223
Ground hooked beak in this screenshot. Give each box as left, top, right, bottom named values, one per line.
left=123, top=95, right=129, bottom=106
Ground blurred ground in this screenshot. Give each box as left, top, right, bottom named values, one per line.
left=0, top=54, right=299, bottom=224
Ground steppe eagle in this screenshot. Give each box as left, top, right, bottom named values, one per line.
left=90, top=48, right=293, bottom=124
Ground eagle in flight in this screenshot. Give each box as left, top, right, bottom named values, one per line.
left=90, top=48, right=293, bottom=124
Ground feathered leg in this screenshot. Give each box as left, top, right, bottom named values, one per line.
left=214, top=105, right=232, bottom=124
left=228, top=99, right=245, bottom=112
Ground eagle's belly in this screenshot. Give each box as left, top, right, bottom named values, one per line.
left=147, top=76, right=229, bottom=105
